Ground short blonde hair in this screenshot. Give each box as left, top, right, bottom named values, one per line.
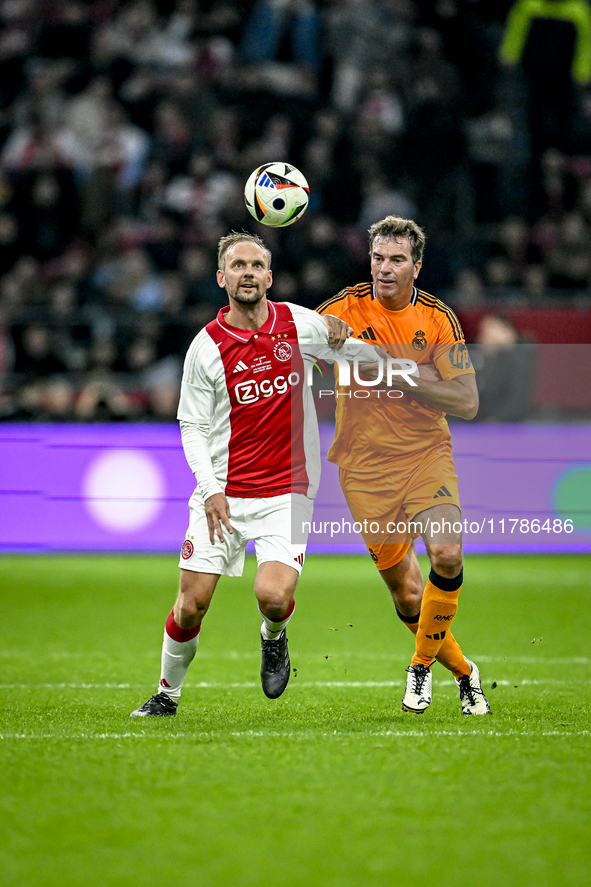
left=217, top=231, right=272, bottom=270
left=368, top=216, right=426, bottom=264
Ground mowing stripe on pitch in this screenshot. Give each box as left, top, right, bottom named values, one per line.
left=0, top=678, right=578, bottom=690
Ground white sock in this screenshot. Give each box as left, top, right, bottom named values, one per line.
left=158, top=612, right=200, bottom=702
left=259, top=600, right=295, bottom=640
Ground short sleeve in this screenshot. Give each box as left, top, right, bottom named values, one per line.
left=316, top=288, right=348, bottom=316
left=432, top=311, right=475, bottom=380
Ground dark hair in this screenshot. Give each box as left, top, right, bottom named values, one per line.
left=368, top=216, right=426, bottom=264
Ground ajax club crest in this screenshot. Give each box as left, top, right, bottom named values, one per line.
left=274, top=341, right=292, bottom=361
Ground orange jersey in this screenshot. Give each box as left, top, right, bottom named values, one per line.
left=317, top=283, right=475, bottom=470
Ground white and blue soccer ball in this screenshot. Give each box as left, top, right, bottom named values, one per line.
left=244, top=162, right=309, bottom=227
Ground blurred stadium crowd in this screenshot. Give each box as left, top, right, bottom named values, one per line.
left=1, top=0, right=591, bottom=421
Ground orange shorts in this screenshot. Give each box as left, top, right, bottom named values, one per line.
left=339, top=441, right=461, bottom=571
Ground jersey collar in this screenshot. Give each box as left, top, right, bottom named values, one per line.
left=216, top=300, right=279, bottom=342
left=371, top=284, right=419, bottom=309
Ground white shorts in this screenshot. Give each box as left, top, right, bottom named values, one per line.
left=178, top=492, right=314, bottom=577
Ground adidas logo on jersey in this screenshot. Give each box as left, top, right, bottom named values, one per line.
left=433, top=485, right=452, bottom=498
left=233, top=360, right=249, bottom=373
left=358, top=327, right=377, bottom=341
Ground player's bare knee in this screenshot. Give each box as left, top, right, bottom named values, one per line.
left=257, top=588, right=293, bottom=619
left=255, top=562, right=298, bottom=616
left=429, top=545, right=463, bottom=578
left=391, top=584, right=422, bottom=616
left=174, top=595, right=208, bottom=629
left=175, top=574, right=216, bottom=627
left=380, top=553, right=423, bottom=616
left=255, top=576, right=294, bottom=616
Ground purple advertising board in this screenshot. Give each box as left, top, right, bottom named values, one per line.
left=313, top=423, right=591, bottom=553
left=0, top=424, right=192, bottom=552
left=0, top=423, right=590, bottom=553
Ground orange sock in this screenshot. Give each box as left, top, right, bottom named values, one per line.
left=435, top=633, right=470, bottom=678
left=396, top=607, right=470, bottom=680
left=396, top=608, right=470, bottom=679
left=411, top=568, right=464, bottom=670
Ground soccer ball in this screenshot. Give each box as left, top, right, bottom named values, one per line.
left=244, top=162, right=309, bottom=227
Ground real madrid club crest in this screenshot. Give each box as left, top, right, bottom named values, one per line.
left=412, top=330, right=427, bottom=351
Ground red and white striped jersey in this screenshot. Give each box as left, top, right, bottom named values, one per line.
left=177, top=300, right=376, bottom=500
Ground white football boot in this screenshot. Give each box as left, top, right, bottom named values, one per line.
left=401, top=663, right=432, bottom=713
left=456, top=659, right=491, bottom=715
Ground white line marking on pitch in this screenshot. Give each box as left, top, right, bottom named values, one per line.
left=0, top=729, right=589, bottom=741
left=2, top=652, right=588, bottom=665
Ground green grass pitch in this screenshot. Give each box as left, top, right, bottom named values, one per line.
left=1, top=553, right=589, bottom=887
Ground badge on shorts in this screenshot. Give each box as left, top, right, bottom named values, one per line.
left=181, top=539, right=194, bottom=559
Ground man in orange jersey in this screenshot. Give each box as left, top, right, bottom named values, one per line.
left=317, top=215, right=490, bottom=716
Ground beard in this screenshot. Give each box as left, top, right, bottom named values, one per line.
left=227, top=282, right=266, bottom=304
